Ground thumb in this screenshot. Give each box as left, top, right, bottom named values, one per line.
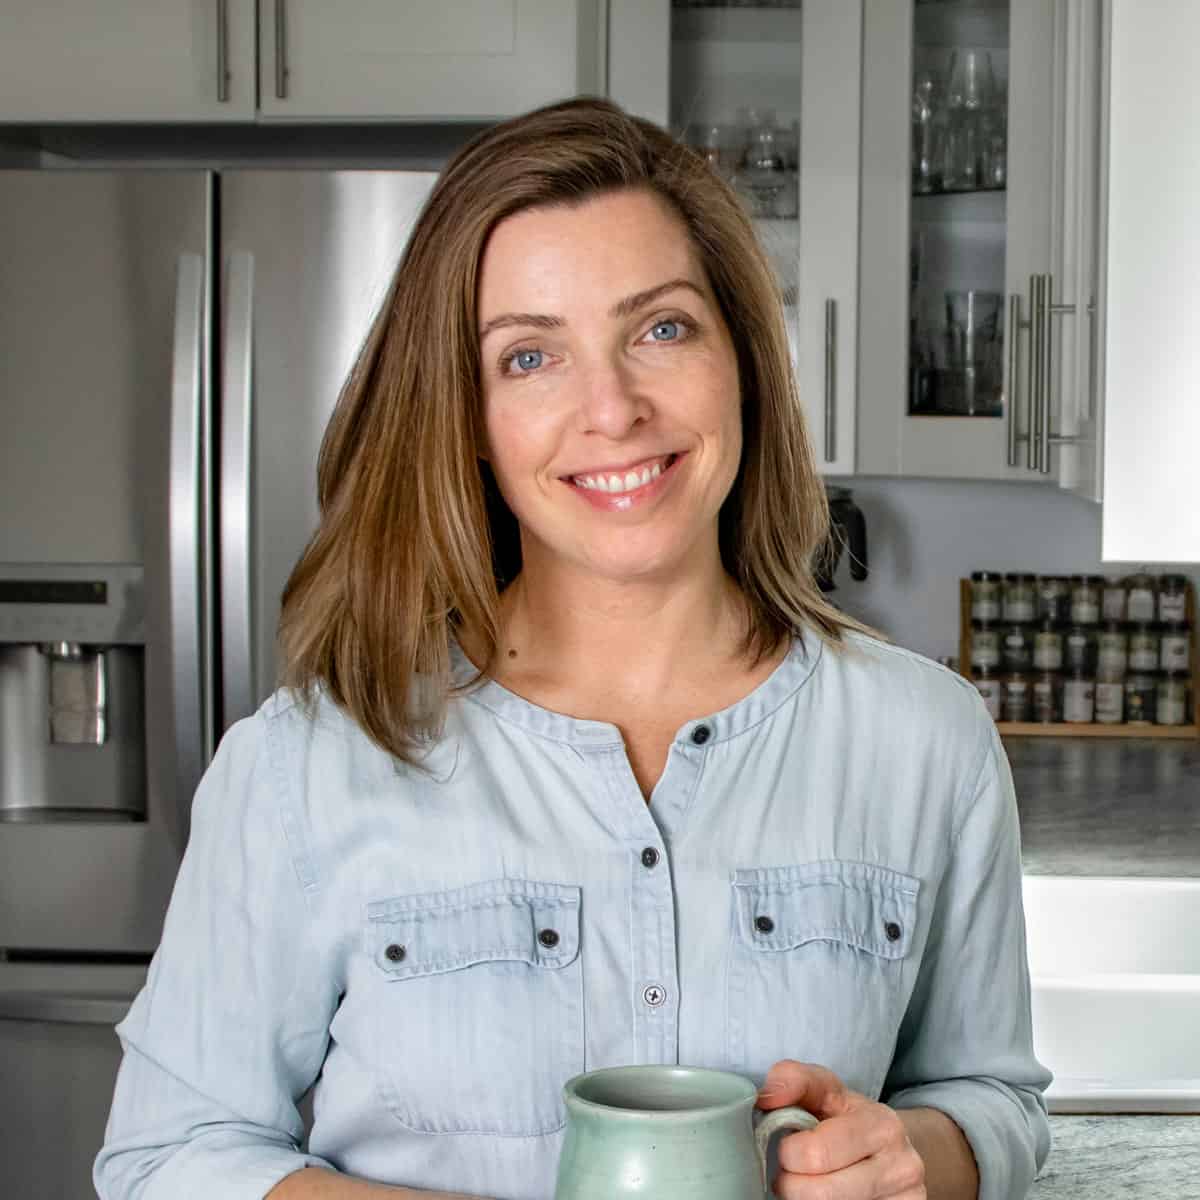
left=756, top=1060, right=856, bottom=1119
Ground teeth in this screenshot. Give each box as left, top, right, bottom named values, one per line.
left=574, top=459, right=665, bottom=494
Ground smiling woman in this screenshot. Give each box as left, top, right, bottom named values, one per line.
left=94, top=98, right=1050, bottom=1200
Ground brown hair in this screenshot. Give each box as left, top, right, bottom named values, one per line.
left=278, top=96, right=874, bottom=763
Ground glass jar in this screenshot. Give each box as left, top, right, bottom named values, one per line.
left=1156, top=672, right=1190, bottom=726
left=1095, top=671, right=1125, bottom=724
left=1036, top=576, right=1070, bottom=623
left=1062, top=670, right=1095, bottom=723
left=973, top=668, right=1002, bottom=720
left=1159, top=574, right=1189, bottom=624
left=1128, top=624, right=1160, bottom=673
left=971, top=621, right=1002, bottom=671
left=1002, top=624, right=1033, bottom=672
left=1003, top=573, right=1037, bottom=623
left=1032, top=621, right=1063, bottom=671
left=1069, top=574, right=1103, bottom=624
left=1096, top=622, right=1128, bottom=675
left=1101, top=575, right=1128, bottom=622
left=1160, top=623, right=1192, bottom=672
left=970, top=570, right=1003, bottom=622
left=1003, top=673, right=1031, bottom=723
left=1063, top=625, right=1096, bottom=672
left=1032, top=671, right=1062, bottom=723
left=1125, top=573, right=1158, bottom=623
left=1124, top=672, right=1157, bottom=725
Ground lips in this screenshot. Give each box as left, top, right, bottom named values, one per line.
left=565, top=453, right=678, bottom=495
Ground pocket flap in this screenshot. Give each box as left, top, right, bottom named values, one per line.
left=732, top=861, right=919, bottom=960
left=367, top=878, right=581, bottom=978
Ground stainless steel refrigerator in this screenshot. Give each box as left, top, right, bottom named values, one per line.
left=0, top=168, right=438, bottom=1197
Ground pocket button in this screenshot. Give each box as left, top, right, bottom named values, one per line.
left=754, top=915, right=775, bottom=934
left=538, top=928, right=560, bottom=949
left=884, top=921, right=903, bottom=942
left=385, top=943, right=406, bottom=963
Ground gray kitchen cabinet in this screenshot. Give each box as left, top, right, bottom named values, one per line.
left=0, top=1, right=604, bottom=124
left=0, top=1, right=256, bottom=121
left=609, top=0, right=863, bottom=476
left=1100, top=0, right=1199, bottom=562
left=857, top=0, right=1104, bottom=488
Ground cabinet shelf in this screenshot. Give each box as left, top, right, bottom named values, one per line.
left=911, top=189, right=1006, bottom=224
left=672, top=7, right=803, bottom=46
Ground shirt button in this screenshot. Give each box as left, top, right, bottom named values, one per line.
left=641, top=847, right=660, bottom=869
left=538, top=928, right=560, bottom=949
left=643, top=984, right=667, bottom=1007
left=690, top=724, right=712, bottom=746
left=754, top=915, right=775, bottom=934
left=884, top=921, right=903, bottom=942
left=384, top=943, right=406, bottom=963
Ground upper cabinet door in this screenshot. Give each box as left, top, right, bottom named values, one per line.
left=649, top=0, right=861, bottom=476
left=0, top=1, right=256, bottom=121
left=257, top=0, right=603, bottom=121
left=859, top=0, right=1095, bottom=483
left=1101, top=0, right=1200, bottom=563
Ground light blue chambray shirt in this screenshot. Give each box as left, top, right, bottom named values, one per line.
left=95, top=629, right=1052, bottom=1200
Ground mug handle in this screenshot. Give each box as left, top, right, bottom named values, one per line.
left=754, top=1105, right=819, bottom=1194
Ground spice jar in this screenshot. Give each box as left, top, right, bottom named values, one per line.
left=1125, top=573, right=1158, bottom=623
left=1128, top=624, right=1160, bottom=673
left=1003, top=573, right=1037, bottom=623
left=1036, top=576, right=1070, bottom=624
left=1062, top=670, right=1095, bottom=723
left=1095, top=671, right=1125, bottom=724
left=1032, top=621, right=1063, bottom=671
left=1069, top=575, right=1103, bottom=624
left=1096, top=622, right=1128, bottom=675
left=1156, top=672, right=1190, bottom=726
left=1002, top=624, right=1033, bottom=672
left=1101, top=575, right=1128, bottom=623
left=973, top=668, right=1002, bottom=721
left=1063, top=625, right=1096, bottom=672
left=1003, top=673, right=1031, bottom=722
left=970, top=571, right=1003, bottom=622
left=1160, top=623, right=1192, bottom=673
left=971, top=621, right=1002, bottom=672
left=1032, top=671, right=1062, bottom=723
left=1124, top=672, right=1157, bottom=724
left=1159, top=575, right=1189, bottom=624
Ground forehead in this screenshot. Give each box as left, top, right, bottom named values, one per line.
left=476, top=189, right=707, bottom=312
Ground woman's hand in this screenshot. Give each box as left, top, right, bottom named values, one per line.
left=756, top=1060, right=927, bottom=1199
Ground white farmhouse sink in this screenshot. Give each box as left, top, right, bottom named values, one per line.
left=1022, top=876, right=1200, bottom=1112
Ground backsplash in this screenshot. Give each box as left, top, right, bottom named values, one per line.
left=828, top=477, right=1200, bottom=662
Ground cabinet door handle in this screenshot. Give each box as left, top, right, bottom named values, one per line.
left=824, top=298, right=837, bottom=463
left=216, top=0, right=230, bottom=102
left=275, top=0, right=289, bottom=100
left=1027, top=274, right=1043, bottom=471
left=1005, top=292, right=1023, bottom=467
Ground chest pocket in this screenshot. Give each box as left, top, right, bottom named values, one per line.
left=366, top=878, right=583, bottom=1136
left=727, top=861, right=919, bottom=1099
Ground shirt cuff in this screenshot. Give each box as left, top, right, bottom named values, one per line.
left=888, top=1078, right=1052, bottom=1200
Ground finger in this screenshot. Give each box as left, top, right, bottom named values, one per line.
left=758, top=1060, right=856, bottom=1119
left=773, top=1140, right=925, bottom=1200
left=777, top=1105, right=908, bottom=1176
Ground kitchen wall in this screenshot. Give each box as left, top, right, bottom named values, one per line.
left=828, top=477, right=1200, bottom=662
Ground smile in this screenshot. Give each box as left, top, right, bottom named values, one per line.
left=562, top=453, right=685, bottom=512
left=568, top=454, right=678, bottom=494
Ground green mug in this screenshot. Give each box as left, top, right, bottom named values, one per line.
left=554, top=1065, right=819, bottom=1199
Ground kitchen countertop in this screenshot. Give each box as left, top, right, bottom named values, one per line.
left=1032, top=1116, right=1200, bottom=1197
left=1004, top=737, right=1200, bottom=875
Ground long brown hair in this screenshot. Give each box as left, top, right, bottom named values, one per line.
left=278, top=96, right=874, bottom=763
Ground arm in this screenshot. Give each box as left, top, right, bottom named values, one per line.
left=897, top=1106, right=979, bottom=1200
left=883, top=710, right=1053, bottom=1200
left=269, top=1167, right=486, bottom=1199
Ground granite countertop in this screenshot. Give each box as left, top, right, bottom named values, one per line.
left=1032, top=1116, right=1200, bottom=1197
left=1004, top=737, right=1200, bottom=875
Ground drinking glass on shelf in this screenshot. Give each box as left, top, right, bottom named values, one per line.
left=942, top=49, right=996, bottom=191
left=943, top=290, right=1003, bottom=415
left=912, top=69, right=941, bottom=194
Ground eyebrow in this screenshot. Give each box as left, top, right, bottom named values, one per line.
left=478, top=278, right=706, bottom=340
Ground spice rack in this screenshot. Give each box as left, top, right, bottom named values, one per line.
left=958, top=576, right=1200, bottom=738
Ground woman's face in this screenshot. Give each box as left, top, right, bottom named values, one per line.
left=476, top=187, right=742, bottom=586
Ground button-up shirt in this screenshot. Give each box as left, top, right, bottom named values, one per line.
left=95, top=630, right=1052, bottom=1200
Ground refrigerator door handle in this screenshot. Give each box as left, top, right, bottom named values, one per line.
left=0, top=990, right=137, bottom=1026
left=221, top=251, right=257, bottom=729
left=169, top=254, right=208, bottom=827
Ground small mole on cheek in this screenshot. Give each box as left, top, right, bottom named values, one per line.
left=508, top=648, right=518, bottom=659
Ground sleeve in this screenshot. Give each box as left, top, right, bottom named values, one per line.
left=94, top=710, right=340, bottom=1200
left=882, top=709, right=1053, bottom=1200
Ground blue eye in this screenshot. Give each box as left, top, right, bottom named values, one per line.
left=650, top=321, right=680, bottom=341
left=508, top=348, right=543, bottom=373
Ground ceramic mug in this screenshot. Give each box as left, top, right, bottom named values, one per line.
left=554, top=1065, right=819, bottom=1199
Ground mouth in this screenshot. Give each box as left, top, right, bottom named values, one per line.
left=564, top=453, right=680, bottom=495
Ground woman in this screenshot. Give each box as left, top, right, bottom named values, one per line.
left=95, top=98, right=1050, bottom=1200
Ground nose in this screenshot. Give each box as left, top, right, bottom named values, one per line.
left=574, top=352, right=652, bottom=440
